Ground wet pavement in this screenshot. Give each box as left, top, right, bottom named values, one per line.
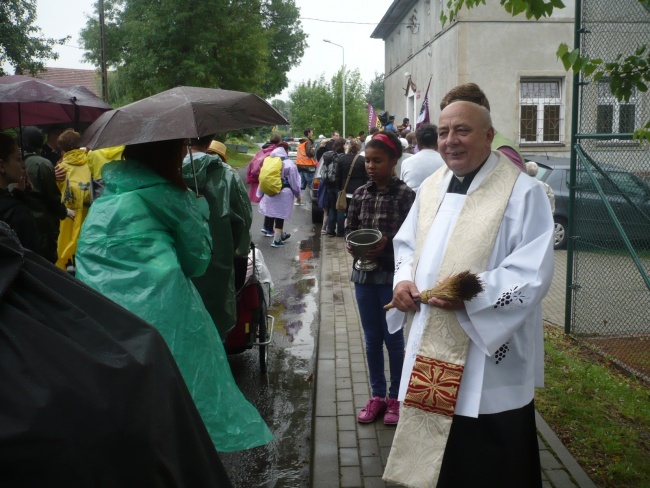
left=220, top=189, right=319, bottom=487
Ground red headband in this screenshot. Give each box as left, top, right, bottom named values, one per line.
left=372, top=133, right=399, bottom=157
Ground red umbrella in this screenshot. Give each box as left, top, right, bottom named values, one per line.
left=0, top=75, right=112, bottom=130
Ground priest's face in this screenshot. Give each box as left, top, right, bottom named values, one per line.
left=438, top=101, right=494, bottom=177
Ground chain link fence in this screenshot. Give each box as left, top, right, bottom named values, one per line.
left=570, top=0, right=650, bottom=381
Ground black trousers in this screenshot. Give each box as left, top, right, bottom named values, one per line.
left=263, top=216, right=284, bottom=231
left=437, top=400, right=542, bottom=488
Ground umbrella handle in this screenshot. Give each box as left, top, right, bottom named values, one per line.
left=187, top=145, right=199, bottom=197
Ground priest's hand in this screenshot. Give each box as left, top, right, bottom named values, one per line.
left=427, top=296, right=465, bottom=311
left=392, top=280, right=421, bottom=312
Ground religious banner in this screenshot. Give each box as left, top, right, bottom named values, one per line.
left=416, top=78, right=432, bottom=128
left=367, top=104, right=382, bottom=130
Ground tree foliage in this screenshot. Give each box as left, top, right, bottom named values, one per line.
left=0, top=0, right=69, bottom=76
left=441, top=0, right=565, bottom=25
left=289, top=69, right=369, bottom=138
left=557, top=43, right=650, bottom=141
left=442, top=0, right=650, bottom=141
left=366, top=72, right=385, bottom=111
left=79, top=0, right=306, bottom=102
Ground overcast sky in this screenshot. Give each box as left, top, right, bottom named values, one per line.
left=34, top=0, right=394, bottom=100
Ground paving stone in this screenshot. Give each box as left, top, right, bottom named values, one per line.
left=337, top=415, right=357, bottom=431
left=335, top=358, right=350, bottom=368
left=339, top=447, right=360, bottom=467
left=359, top=437, right=380, bottom=457
left=338, top=430, right=357, bottom=448
left=312, top=416, right=338, bottom=487
left=377, top=428, right=396, bottom=448
left=357, top=423, right=378, bottom=439
left=540, top=449, right=562, bottom=469
left=336, top=388, right=352, bottom=402
left=336, top=400, right=354, bottom=416
left=335, top=367, right=351, bottom=378
left=340, top=466, right=362, bottom=488
left=361, top=455, right=385, bottom=477
left=350, top=352, right=366, bottom=363
left=380, top=446, right=391, bottom=466
left=363, top=477, right=387, bottom=488
left=546, top=469, right=579, bottom=488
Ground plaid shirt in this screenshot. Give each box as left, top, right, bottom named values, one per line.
left=346, top=177, right=415, bottom=279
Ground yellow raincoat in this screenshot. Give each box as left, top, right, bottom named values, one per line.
left=56, top=149, right=91, bottom=269
left=86, top=146, right=124, bottom=180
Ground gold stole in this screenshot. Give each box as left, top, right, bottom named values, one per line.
left=383, top=153, right=521, bottom=488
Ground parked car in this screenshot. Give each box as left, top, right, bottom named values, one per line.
left=532, top=157, right=650, bottom=249
left=287, top=141, right=299, bottom=161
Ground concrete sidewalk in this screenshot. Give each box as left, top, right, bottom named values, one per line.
left=311, top=238, right=595, bottom=488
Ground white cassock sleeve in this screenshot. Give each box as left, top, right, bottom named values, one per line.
left=386, top=194, right=420, bottom=334
left=457, top=179, right=555, bottom=357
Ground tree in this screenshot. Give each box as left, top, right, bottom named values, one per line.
left=442, top=0, right=650, bottom=140
left=79, top=0, right=306, bottom=102
left=289, top=69, right=369, bottom=138
left=366, top=72, right=385, bottom=111
left=0, top=0, right=69, bottom=76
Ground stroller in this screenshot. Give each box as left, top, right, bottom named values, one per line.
left=224, top=242, right=274, bottom=373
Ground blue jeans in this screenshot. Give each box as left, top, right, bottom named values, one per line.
left=354, top=283, right=405, bottom=399
left=326, top=189, right=345, bottom=236
left=299, top=169, right=314, bottom=190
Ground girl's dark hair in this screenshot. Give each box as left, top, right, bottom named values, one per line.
left=332, top=137, right=346, bottom=153
left=123, top=139, right=187, bottom=190
left=365, top=130, right=403, bottom=160
left=0, top=133, right=17, bottom=161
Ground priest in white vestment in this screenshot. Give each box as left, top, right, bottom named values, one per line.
left=383, top=100, right=554, bottom=488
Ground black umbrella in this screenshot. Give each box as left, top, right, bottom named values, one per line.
left=80, top=86, right=288, bottom=149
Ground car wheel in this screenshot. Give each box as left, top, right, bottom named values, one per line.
left=554, top=216, right=568, bottom=250
left=311, top=205, right=323, bottom=224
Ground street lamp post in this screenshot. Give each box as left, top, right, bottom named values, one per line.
left=323, top=39, right=345, bottom=138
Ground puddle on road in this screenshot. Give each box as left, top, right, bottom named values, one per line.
left=270, top=236, right=320, bottom=362
left=223, top=234, right=321, bottom=486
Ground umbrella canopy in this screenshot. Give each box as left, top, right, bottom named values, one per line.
left=0, top=75, right=112, bottom=130
left=80, top=86, right=289, bottom=149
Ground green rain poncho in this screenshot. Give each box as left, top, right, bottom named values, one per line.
left=182, top=152, right=252, bottom=340
left=76, top=160, right=272, bottom=452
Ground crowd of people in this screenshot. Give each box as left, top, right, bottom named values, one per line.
left=1, top=81, right=557, bottom=486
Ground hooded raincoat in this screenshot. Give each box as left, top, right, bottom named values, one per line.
left=182, top=151, right=252, bottom=340
left=256, top=147, right=301, bottom=221
left=75, top=160, right=272, bottom=452
left=56, top=148, right=91, bottom=269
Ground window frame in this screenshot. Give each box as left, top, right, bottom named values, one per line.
left=596, top=80, right=638, bottom=136
left=519, top=78, right=565, bottom=145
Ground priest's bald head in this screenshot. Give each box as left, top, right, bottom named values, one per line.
left=437, top=101, right=495, bottom=177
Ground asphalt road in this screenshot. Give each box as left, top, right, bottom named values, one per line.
left=220, top=180, right=321, bottom=487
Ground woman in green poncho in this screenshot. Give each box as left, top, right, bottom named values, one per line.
left=75, top=139, right=272, bottom=452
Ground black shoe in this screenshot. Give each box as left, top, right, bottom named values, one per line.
left=281, top=232, right=291, bottom=241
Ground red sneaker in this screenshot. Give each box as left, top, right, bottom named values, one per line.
left=383, top=398, right=400, bottom=425
left=357, top=396, right=387, bottom=423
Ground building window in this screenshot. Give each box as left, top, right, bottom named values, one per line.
left=596, top=80, right=637, bottom=134
left=519, top=79, right=563, bottom=144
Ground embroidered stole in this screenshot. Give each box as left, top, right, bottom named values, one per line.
left=383, top=153, right=521, bottom=488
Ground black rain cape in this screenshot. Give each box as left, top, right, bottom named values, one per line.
left=0, top=223, right=232, bottom=487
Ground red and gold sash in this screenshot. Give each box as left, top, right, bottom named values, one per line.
left=383, top=152, right=520, bottom=488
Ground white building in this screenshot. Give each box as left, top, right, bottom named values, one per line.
left=371, top=0, right=576, bottom=158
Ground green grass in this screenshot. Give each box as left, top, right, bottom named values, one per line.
left=536, top=325, right=650, bottom=487
left=226, top=148, right=253, bottom=169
